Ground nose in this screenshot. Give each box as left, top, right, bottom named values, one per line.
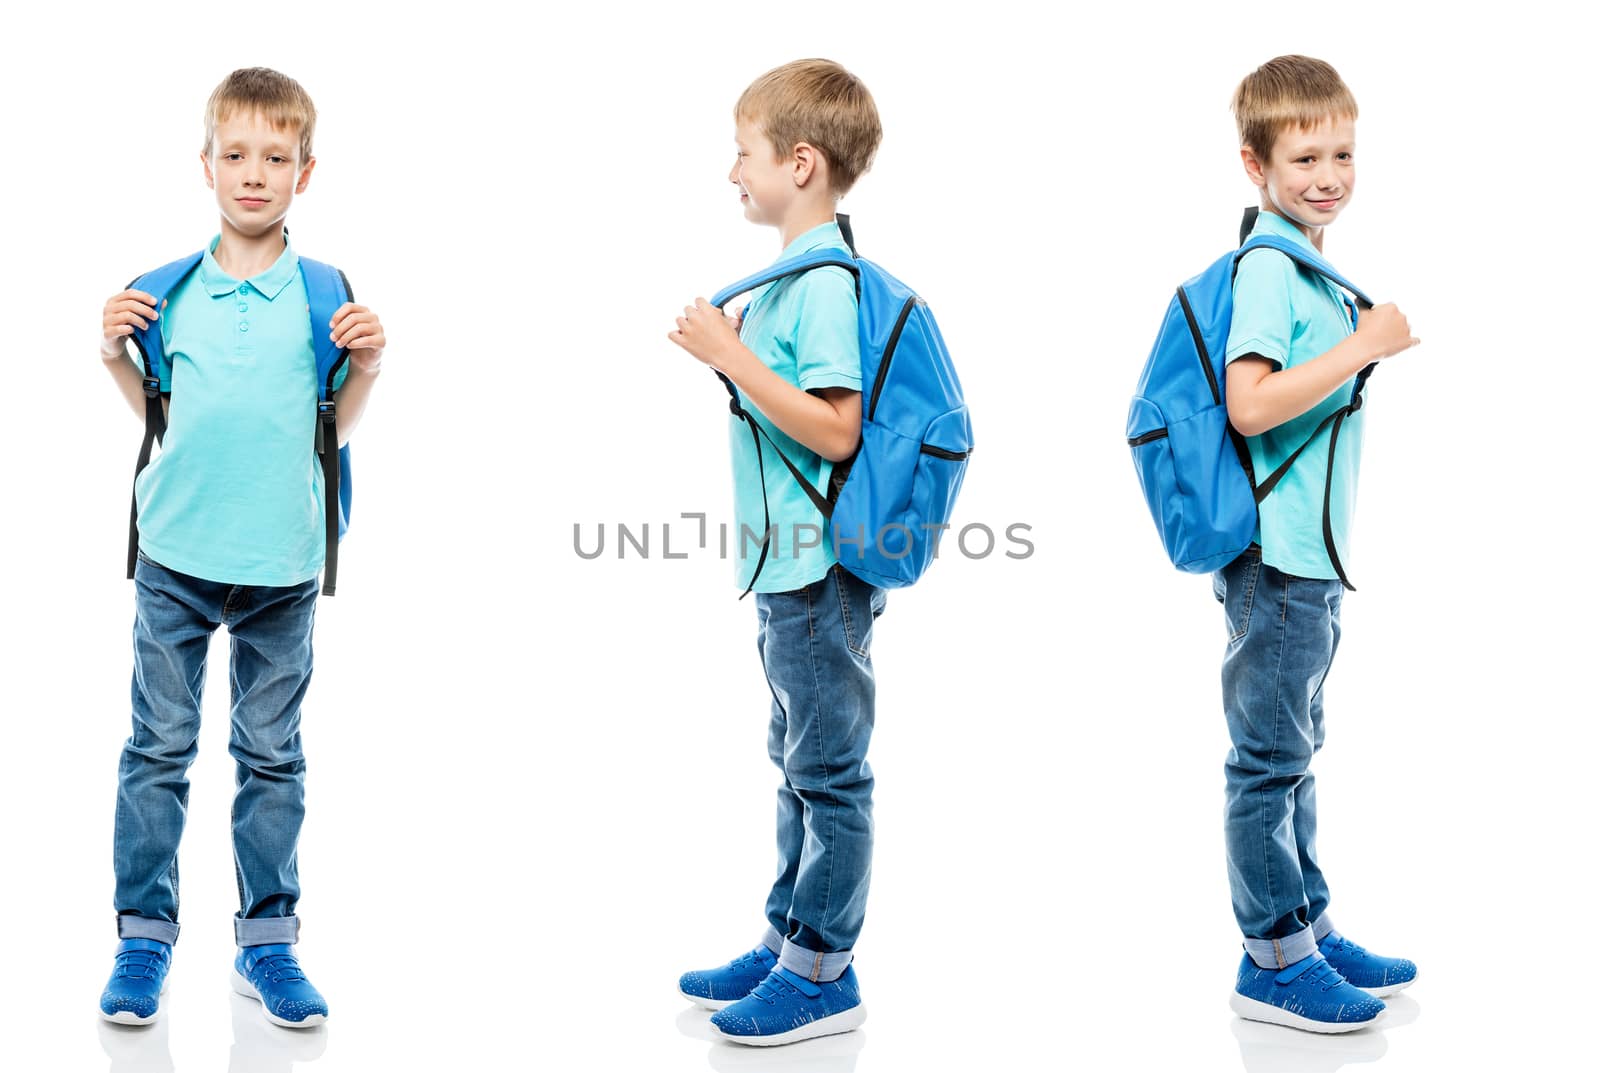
left=243, top=158, right=266, bottom=187
left=1313, top=159, right=1340, bottom=192
left=729, top=156, right=742, bottom=186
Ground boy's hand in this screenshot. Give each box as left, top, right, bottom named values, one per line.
left=669, top=298, right=743, bottom=370
left=1354, top=303, right=1420, bottom=360
left=101, top=290, right=161, bottom=361
left=331, top=303, right=386, bottom=374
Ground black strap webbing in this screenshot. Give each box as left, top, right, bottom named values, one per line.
left=1249, top=363, right=1374, bottom=590
left=126, top=384, right=166, bottom=578
left=317, top=403, right=340, bottom=596
left=719, top=372, right=836, bottom=597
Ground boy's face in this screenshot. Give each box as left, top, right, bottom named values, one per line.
left=202, top=109, right=315, bottom=240
left=1244, top=116, right=1356, bottom=235
left=729, top=118, right=796, bottom=228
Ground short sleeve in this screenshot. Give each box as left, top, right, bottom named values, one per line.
left=1225, top=249, right=1295, bottom=370
left=790, top=266, right=862, bottom=393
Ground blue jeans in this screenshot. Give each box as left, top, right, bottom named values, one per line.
left=1214, top=548, right=1343, bottom=969
left=755, top=563, right=886, bottom=983
left=113, top=554, right=318, bottom=947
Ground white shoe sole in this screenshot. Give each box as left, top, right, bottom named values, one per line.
left=710, top=1004, right=866, bottom=1047
left=1366, top=972, right=1417, bottom=999
left=680, top=989, right=739, bottom=1011
left=100, top=982, right=167, bottom=1025
left=230, top=970, right=327, bottom=1029
left=1230, top=993, right=1384, bottom=1034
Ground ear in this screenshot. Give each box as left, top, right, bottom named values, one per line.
left=791, top=142, right=817, bottom=189
left=1240, top=145, right=1268, bottom=190
left=295, top=156, right=317, bottom=195
left=201, top=150, right=215, bottom=190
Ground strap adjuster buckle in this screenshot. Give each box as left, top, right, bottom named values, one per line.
left=317, top=400, right=337, bottom=422
left=141, top=376, right=161, bottom=398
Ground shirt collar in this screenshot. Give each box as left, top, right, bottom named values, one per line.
left=198, top=232, right=300, bottom=300
left=778, top=219, right=849, bottom=261
left=1249, top=209, right=1318, bottom=253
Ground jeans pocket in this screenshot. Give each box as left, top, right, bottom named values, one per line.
left=835, top=566, right=877, bottom=659
left=1220, top=553, right=1261, bottom=644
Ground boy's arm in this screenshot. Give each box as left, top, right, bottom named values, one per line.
left=100, top=289, right=160, bottom=420
left=328, top=303, right=386, bottom=447
left=669, top=297, right=861, bottom=462
left=1226, top=303, right=1418, bottom=436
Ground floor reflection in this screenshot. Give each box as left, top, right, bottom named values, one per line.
left=99, top=1016, right=175, bottom=1073
left=227, top=992, right=328, bottom=1072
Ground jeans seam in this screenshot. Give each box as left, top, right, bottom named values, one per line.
left=804, top=577, right=838, bottom=947
left=1259, top=566, right=1289, bottom=938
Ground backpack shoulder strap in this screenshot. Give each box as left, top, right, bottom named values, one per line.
left=298, top=256, right=354, bottom=400
left=1234, top=234, right=1374, bottom=311
left=124, top=251, right=203, bottom=580
left=710, top=249, right=860, bottom=310
left=297, top=256, right=354, bottom=597
left=1230, top=233, right=1376, bottom=591
left=127, top=251, right=205, bottom=389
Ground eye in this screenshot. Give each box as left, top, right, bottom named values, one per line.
left=224, top=152, right=243, bottom=161
left=1337, top=151, right=1353, bottom=162
left=268, top=155, right=287, bottom=164
left=1294, top=155, right=1315, bottom=165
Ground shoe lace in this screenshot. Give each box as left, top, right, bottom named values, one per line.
left=747, top=971, right=802, bottom=1006
left=1278, top=955, right=1347, bottom=993
left=252, top=954, right=308, bottom=985
left=731, top=947, right=775, bottom=971
left=114, top=950, right=165, bottom=980
left=1325, top=932, right=1367, bottom=957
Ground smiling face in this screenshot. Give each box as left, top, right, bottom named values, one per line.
left=201, top=109, right=315, bottom=241
left=729, top=118, right=797, bottom=228
left=1244, top=116, right=1356, bottom=239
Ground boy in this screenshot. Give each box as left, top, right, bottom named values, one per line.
left=96, top=67, right=386, bottom=1029
left=1216, top=55, right=1420, bottom=1033
left=667, top=59, right=885, bottom=1047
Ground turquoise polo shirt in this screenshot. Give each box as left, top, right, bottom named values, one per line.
left=1224, top=210, right=1366, bottom=581
left=729, top=220, right=862, bottom=592
left=134, top=234, right=347, bottom=586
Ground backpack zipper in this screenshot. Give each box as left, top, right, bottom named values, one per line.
left=867, top=295, right=923, bottom=422
left=1175, top=287, right=1220, bottom=406
left=1127, top=428, right=1168, bottom=447
left=920, top=443, right=970, bottom=460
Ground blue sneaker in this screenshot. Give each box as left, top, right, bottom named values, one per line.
left=679, top=944, right=779, bottom=1010
left=1318, top=930, right=1418, bottom=997
left=1231, top=953, right=1385, bottom=1034
left=231, top=944, right=329, bottom=1028
left=99, top=939, right=172, bottom=1025
left=709, top=965, right=866, bottom=1047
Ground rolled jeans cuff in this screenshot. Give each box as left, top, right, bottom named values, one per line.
left=1243, top=925, right=1317, bottom=970
left=117, top=914, right=180, bottom=946
left=235, top=914, right=299, bottom=947
left=1311, top=912, right=1336, bottom=943
left=760, top=926, right=784, bottom=956
left=778, top=937, right=852, bottom=983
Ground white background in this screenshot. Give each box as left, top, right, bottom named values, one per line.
left=1, top=2, right=1593, bottom=1071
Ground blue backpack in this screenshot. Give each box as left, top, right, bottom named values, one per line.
left=125, top=253, right=355, bottom=596
left=1126, top=210, right=1374, bottom=587
left=710, top=214, right=972, bottom=594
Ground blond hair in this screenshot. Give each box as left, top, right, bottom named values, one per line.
left=736, top=59, right=882, bottom=195
left=1231, top=55, right=1357, bottom=161
left=202, top=67, right=317, bottom=164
